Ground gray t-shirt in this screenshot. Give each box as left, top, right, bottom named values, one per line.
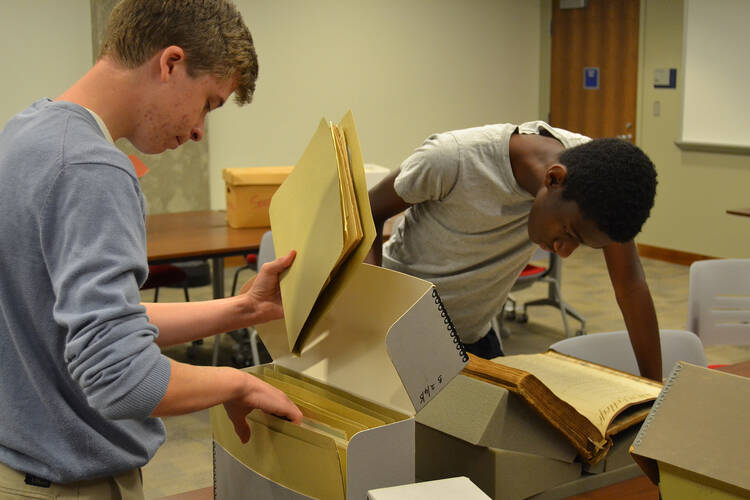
left=383, top=121, right=589, bottom=343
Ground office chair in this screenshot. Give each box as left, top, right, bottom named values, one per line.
left=688, top=258, right=750, bottom=347
left=498, top=249, right=586, bottom=339
left=141, top=260, right=212, bottom=358
left=549, top=329, right=707, bottom=378
left=141, top=264, right=188, bottom=302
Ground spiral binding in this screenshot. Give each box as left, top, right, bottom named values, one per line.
left=632, top=361, right=683, bottom=448
left=212, top=442, right=217, bottom=499
left=432, top=288, right=468, bottom=362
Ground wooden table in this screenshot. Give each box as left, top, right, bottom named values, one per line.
left=155, top=477, right=657, bottom=500
left=146, top=210, right=269, bottom=364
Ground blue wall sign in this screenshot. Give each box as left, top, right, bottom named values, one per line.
left=584, top=67, right=599, bottom=90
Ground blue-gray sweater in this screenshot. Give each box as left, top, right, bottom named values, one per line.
left=0, top=99, right=171, bottom=482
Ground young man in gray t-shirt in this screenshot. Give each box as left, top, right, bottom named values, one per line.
left=367, top=122, right=662, bottom=382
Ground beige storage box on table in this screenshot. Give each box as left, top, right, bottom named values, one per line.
left=222, top=166, right=293, bottom=228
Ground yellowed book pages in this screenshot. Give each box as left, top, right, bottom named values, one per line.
left=495, top=351, right=661, bottom=437
left=463, top=351, right=662, bottom=465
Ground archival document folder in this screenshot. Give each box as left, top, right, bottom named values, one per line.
left=269, top=111, right=374, bottom=354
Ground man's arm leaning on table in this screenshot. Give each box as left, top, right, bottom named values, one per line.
left=366, top=168, right=411, bottom=266
left=603, top=241, right=663, bottom=381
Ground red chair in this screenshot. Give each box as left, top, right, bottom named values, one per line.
left=495, top=249, right=586, bottom=339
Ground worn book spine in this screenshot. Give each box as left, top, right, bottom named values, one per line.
left=462, top=354, right=610, bottom=465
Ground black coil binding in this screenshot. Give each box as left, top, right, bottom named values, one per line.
left=432, top=288, right=468, bottom=362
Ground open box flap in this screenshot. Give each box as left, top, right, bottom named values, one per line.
left=629, top=362, right=750, bottom=490
left=257, top=263, right=467, bottom=416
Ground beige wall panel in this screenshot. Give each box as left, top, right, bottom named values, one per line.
left=208, top=0, right=543, bottom=209
left=637, top=0, right=750, bottom=258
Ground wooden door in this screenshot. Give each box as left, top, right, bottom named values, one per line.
left=549, top=0, right=640, bottom=142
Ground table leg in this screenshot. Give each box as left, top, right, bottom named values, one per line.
left=211, top=257, right=225, bottom=366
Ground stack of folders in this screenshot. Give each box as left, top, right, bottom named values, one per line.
left=269, top=111, right=375, bottom=355
left=329, top=120, right=363, bottom=280
left=247, top=365, right=407, bottom=491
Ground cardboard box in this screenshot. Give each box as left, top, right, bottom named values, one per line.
left=416, top=424, right=581, bottom=500
left=222, top=166, right=293, bottom=228
left=213, top=113, right=465, bottom=499
left=211, top=263, right=469, bottom=500
left=368, top=477, right=490, bottom=499
left=415, top=374, right=577, bottom=462
left=630, top=362, right=750, bottom=499
left=527, top=465, right=644, bottom=500
left=414, top=372, right=650, bottom=498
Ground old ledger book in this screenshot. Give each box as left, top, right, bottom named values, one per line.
left=462, top=351, right=663, bottom=465
left=269, top=111, right=374, bottom=354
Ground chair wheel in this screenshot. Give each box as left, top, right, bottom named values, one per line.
left=504, top=310, right=517, bottom=321
left=575, top=329, right=586, bottom=336
left=517, top=312, right=528, bottom=323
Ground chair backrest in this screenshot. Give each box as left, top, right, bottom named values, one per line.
left=512, top=248, right=553, bottom=291
left=549, top=329, right=706, bottom=378
left=688, top=258, right=750, bottom=346
left=257, top=230, right=276, bottom=268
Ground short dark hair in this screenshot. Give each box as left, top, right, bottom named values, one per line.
left=559, top=138, right=657, bottom=243
left=100, top=0, right=258, bottom=105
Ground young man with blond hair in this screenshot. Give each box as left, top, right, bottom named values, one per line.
left=0, top=1, right=301, bottom=497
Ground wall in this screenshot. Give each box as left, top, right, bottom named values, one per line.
left=89, top=0, right=210, bottom=214
left=0, top=1, right=210, bottom=215
left=208, top=0, right=543, bottom=209
left=636, top=0, right=750, bottom=258
left=0, top=1, right=91, bottom=126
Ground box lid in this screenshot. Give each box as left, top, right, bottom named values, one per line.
left=259, top=111, right=466, bottom=415
left=222, top=166, right=293, bottom=186
left=257, top=263, right=468, bottom=416
left=367, top=477, right=490, bottom=500
left=629, top=362, right=750, bottom=491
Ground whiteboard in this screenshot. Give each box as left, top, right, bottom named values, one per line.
left=680, top=0, right=750, bottom=149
